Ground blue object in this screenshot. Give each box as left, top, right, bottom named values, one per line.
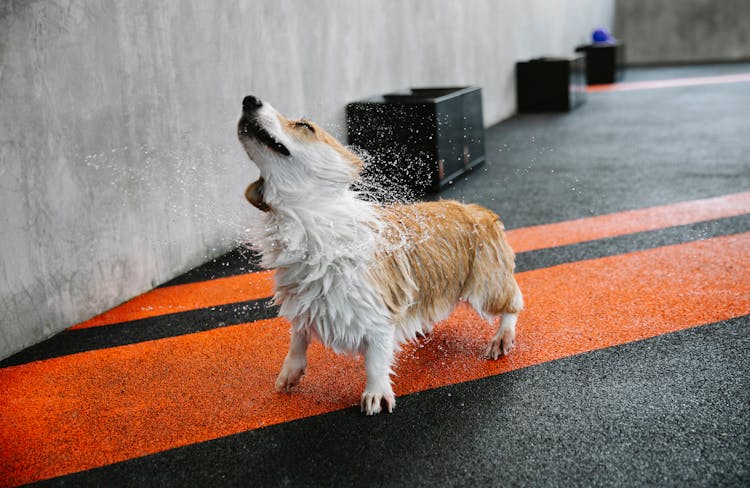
left=592, top=28, right=615, bottom=44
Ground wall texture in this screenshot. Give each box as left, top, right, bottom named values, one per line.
left=615, top=0, right=750, bottom=64
left=0, top=0, right=614, bottom=359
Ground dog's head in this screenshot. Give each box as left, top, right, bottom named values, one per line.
left=238, top=96, right=363, bottom=210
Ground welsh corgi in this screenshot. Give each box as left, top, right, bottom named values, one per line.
left=238, top=95, right=523, bottom=415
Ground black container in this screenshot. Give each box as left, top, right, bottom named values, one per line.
left=346, top=86, right=485, bottom=198
left=516, top=55, right=587, bottom=112
left=575, top=42, right=625, bottom=85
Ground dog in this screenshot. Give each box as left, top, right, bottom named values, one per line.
left=238, top=95, right=523, bottom=415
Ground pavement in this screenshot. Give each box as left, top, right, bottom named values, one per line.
left=1, top=63, right=749, bottom=487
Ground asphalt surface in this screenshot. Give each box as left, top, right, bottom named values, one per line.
left=2, top=63, right=749, bottom=487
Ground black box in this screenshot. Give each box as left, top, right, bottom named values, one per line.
left=516, top=55, right=587, bottom=112
left=575, top=42, right=625, bottom=85
left=346, top=86, right=485, bottom=198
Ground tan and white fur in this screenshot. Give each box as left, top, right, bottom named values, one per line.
left=238, top=95, right=523, bottom=415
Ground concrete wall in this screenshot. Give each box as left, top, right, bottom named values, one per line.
left=614, top=0, right=750, bottom=64
left=0, top=0, right=614, bottom=360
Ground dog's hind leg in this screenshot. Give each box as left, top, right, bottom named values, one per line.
left=275, top=327, right=311, bottom=393
left=482, top=280, right=524, bottom=360
left=484, top=312, right=518, bottom=360
left=360, top=329, right=396, bottom=415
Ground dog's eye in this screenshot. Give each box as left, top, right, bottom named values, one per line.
left=294, top=120, right=315, bottom=133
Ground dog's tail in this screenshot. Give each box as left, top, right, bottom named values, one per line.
left=465, top=203, right=516, bottom=268
left=505, top=277, right=524, bottom=314
left=464, top=204, right=524, bottom=315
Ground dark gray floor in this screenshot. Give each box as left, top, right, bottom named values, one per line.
left=26, top=64, right=750, bottom=487
left=621, top=62, right=750, bottom=81
left=440, top=62, right=750, bottom=229
left=39, top=318, right=750, bottom=488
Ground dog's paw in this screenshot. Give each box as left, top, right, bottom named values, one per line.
left=360, top=389, right=396, bottom=416
left=484, top=334, right=515, bottom=360
left=274, top=360, right=306, bottom=393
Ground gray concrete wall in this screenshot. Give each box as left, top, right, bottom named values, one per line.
left=614, top=0, right=750, bottom=64
left=0, top=0, right=614, bottom=360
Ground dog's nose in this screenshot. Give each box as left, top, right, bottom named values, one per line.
left=242, top=95, right=262, bottom=112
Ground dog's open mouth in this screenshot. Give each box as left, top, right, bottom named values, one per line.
left=239, top=118, right=290, bottom=156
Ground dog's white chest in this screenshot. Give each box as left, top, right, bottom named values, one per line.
left=275, top=262, right=387, bottom=354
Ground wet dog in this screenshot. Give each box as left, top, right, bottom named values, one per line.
left=238, top=95, right=523, bottom=415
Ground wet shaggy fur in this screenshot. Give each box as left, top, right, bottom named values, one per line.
left=371, top=202, right=522, bottom=345
left=237, top=96, right=523, bottom=415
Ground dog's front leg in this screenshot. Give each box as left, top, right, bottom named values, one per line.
left=275, top=327, right=311, bottom=393
left=360, top=330, right=396, bottom=415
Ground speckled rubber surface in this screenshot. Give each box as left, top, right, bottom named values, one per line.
left=2, top=64, right=749, bottom=487
left=34, top=317, right=749, bottom=488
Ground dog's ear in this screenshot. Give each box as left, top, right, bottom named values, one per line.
left=245, top=177, right=271, bottom=212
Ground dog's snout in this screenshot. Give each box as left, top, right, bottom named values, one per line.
left=243, top=95, right=262, bottom=112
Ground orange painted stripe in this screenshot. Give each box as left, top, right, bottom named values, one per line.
left=70, top=192, right=750, bottom=330
left=505, top=191, right=750, bottom=253
left=1, top=233, right=748, bottom=486
left=71, top=270, right=275, bottom=329
left=588, top=72, right=750, bottom=93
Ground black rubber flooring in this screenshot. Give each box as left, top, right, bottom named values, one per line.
left=38, top=317, right=749, bottom=488
left=13, top=63, right=750, bottom=487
